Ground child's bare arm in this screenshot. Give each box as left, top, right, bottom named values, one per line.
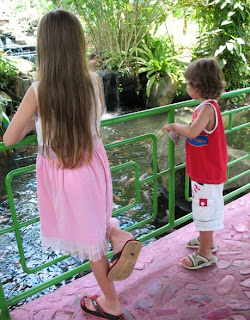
left=162, top=104, right=215, bottom=139
left=3, top=86, right=37, bottom=146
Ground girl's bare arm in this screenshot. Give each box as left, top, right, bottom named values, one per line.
left=96, top=74, right=104, bottom=115
left=3, top=86, right=37, bottom=146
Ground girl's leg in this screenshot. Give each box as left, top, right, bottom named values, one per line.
left=182, top=231, right=214, bottom=267
left=84, top=227, right=135, bottom=315
left=109, top=226, right=134, bottom=256
left=84, top=256, right=122, bottom=316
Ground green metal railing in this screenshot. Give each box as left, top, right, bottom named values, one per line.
left=0, top=87, right=250, bottom=319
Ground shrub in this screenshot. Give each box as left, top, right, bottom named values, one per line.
left=191, top=0, right=250, bottom=93
left=0, top=52, right=18, bottom=90
left=135, top=34, right=186, bottom=98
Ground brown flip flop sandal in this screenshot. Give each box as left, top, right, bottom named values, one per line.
left=108, top=239, right=142, bottom=281
left=80, top=295, right=124, bottom=319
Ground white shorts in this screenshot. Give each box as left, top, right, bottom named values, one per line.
left=191, top=181, right=224, bottom=231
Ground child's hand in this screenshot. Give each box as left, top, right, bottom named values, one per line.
left=169, top=131, right=180, bottom=145
left=162, top=124, right=171, bottom=132
left=162, top=124, right=180, bottom=145
left=162, top=123, right=177, bottom=133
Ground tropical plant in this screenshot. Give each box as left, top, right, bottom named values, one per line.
left=56, top=0, right=172, bottom=71
left=179, top=0, right=250, bottom=94
left=0, top=52, right=18, bottom=90
left=0, top=52, right=17, bottom=134
left=0, top=108, right=11, bottom=141
left=0, top=91, right=11, bottom=139
left=11, top=0, right=55, bottom=15
left=135, top=35, right=186, bottom=97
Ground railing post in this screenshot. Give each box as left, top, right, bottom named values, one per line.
left=168, top=109, right=176, bottom=226
left=0, top=281, right=11, bottom=320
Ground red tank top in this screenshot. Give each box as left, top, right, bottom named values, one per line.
left=185, top=100, right=227, bottom=184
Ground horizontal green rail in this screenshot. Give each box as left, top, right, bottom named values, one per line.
left=0, top=87, right=249, bottom=319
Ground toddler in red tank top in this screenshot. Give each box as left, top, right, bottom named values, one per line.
left=162, top=57, right=227, bottom=270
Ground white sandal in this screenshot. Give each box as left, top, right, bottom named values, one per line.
left=186, top=237, right=217, bottom=253
left=183, top=251, right=217, bottom=270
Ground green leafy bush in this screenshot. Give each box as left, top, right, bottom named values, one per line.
left=135, top=35, right=186, bottom=97
left=60, top=0, right=170, bottom=71
left=0, top=52, right=18, bottom=90
left=191, top=0, right=250, bottom=93
left=0, top=52, right=18, bottom=135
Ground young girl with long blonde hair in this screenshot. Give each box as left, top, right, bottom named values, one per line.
left=4, top=9, right=141, bottom=320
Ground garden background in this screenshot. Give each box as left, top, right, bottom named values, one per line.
left=0, top=0, right=249, bottom=126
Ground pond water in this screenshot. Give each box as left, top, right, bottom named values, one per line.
left=0, top=107, right=249, bottom=308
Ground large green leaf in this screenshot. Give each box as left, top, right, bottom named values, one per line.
left=241, top=53, right=247, bottom=64
left=215, top=45, right=226, bottom=56
left=136, top=57, right=149, bottom=65
left=226, top=41, right=234, bottom=52
left=140, top=43, right=155, bottom=60
left=234, top=3, right=244, bottom=10
left=138, top=67, right=153, bottom=74
left=146, top=70, right=157, bottom=77
left=236, top=37, right=245, bottom=45
left=146, top=74, right=156, bottom=98
left=1, top=111, right=10, bottom=130
left=221, top=20, right=233, bottom=26
left=0, top=106, right=2, bottom=126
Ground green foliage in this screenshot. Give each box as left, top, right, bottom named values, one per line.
left=0, top=102, right=2, bottom=128
left=0, top=108, right=11, bottom=138
left=0, top=99, right=11, bottom=140
left=0, top=53, right=18, bottom=90
left=12, top=0, right=56, bottom=15
left=190, top=0, right=250, bottom=93
left=0, top=53, right=18, bottom=135
left=135, top=35, right=186, bottom=97
left=59, top=0, right=170, bottom=71
left=0, top=96, right=12, bottom=114
left=8, top=0, right=249, bottom=104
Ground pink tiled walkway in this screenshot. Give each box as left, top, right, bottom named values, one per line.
left=11, top=192, right=250, bottom=320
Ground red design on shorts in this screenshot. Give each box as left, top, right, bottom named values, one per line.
left=199, top=198, right=207, bottom=207
left=192, top=183, right=201, bottom=198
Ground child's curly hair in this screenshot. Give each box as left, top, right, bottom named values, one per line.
left=184, top=57, right=226, bottom=100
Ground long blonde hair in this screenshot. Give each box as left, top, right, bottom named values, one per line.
left=36, top=9, right=96, bottom=169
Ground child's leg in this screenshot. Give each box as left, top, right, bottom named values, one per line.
left=84, top=256, right=122, bottom=316
left=197, top=231, right=214, bottom=259
left=182, top=231, right=214, bottom=267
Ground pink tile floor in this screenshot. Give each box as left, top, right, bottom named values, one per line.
left=11, top=192, right=250, bottom=320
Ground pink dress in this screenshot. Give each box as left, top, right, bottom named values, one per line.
left=32, top=72, right=118, bottom=262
